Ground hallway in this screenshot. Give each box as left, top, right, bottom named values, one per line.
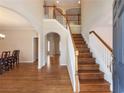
left=0, top=56, right=73, bottom=93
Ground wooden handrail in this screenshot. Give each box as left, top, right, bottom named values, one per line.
left=54, top=7, right=78, bottom=51
left=55, top=8, right=65, bottom=17
left=90, top=31, right=113, bottom=52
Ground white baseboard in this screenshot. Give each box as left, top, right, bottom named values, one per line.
left=38, top=65, right=42, bottom=69
left=20, top=60, right=34, bottom=63
left=60, top=63, right=67, bottom=66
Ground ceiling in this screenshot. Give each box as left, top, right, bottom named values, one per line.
left=44, top=0, right=80, bottom=9
left=0, top=0, right=80, bottom=27
left=0, top=7, right=31, bottom=27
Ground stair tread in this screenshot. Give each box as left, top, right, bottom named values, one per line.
left=78, top=62, right=95, bottom=65
left=80, top=79, right=109, bottom=85
left=79, top=62, right=95, bottom=64
left=79, top=58, right=95, bottom=60
left=78, top=58, right=95, bottom=63
left=79, top=60, right=95, bottom=62
left=79, top=52, right=91, bottom=54
left=72, top=34, right=81, bottom=35
left=78, top=48, right=90, bottom=51
left=79, top=56, right=92, bottom=58
left=78, top=70, right=101, bottom=73
left=79, top=64, right=99, bottom=66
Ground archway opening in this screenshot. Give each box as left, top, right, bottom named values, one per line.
left=45, top=32, right=60, bottom=66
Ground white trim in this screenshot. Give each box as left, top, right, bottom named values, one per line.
left=20, top=60, right=33, bottom=63
left=60, top=63, right=67, bottom=66
left=67, top=64, right=76, bottom=92
left=38, top=65, right=41, bottom=69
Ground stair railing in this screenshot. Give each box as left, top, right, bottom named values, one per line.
left=44, top=5, right=79, bottom=92
left=89, top=31, right=113, bottom=90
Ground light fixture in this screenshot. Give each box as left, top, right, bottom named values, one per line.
left=56, top=0, right=60, bottom=4
left=0, top=34, right=5, bottom=39
left=78, top=0, right=80, bottom=4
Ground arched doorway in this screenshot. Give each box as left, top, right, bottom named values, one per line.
left=45, top=32, right=60, bottom=65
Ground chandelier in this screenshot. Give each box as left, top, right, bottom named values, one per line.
left=0, top=34, right=5, bottom=39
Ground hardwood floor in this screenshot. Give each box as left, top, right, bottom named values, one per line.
left=0, top=56, right=73, bottom=93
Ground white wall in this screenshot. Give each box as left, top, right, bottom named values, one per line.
left=0, top=26, right=37, bottom=63
left=67, top=31, right=77, bottom=92
left=43, top=19, right=68, bottom=65
left=81, top=0, right=113, bottom=48
left=70, top=25, right=81, bottom=34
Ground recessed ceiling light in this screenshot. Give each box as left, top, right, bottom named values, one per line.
left=56, top=0, right=60, bottom=4
left=78, top=0, right=80, bottom=4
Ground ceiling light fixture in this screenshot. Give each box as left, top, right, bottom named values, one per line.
left=78, top=0, right=80, bottom=4
left=56, top=0, right=60, bottom=4
left=0, top=34, right=5, bottom=39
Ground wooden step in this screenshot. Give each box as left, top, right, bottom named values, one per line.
left=74, top=38, right=84, bottom=41
left=79, top=53, right=92, bottom=58
left=79, top=58, right=95, bottom=63
left=73, top=35, right=82, bottom=37
left=78, top=61, right=95, bottom=65
left=76, top=45, right=87, bottom=48
left=78, top=47, right=90, bottom=52
left=73, top=36, right=82, bottom=38
left=72, top=34, right=82, bottom=37
left=79, top=64, right=99, bottom=71
left=78, top=48, right=90, bottom=53
left=74, top=40, right=85, bottom=44
left=75, top=43, right=87, bottom=45
left=80, top=80, right=110, bottom=92
left=79, top=70, right=104, bottom=80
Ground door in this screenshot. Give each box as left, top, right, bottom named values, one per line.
left=113, top=0, right=124, bottom=93
left=33, top=38, right=38, bottom=61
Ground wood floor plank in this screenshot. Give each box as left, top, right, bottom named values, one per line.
left=0, top=56, right=73, bottom=93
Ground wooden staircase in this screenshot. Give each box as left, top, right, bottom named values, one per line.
left=72, top=34, right=111, bottom=93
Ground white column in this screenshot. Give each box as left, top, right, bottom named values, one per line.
left=38, top=33, right=42, bottom=69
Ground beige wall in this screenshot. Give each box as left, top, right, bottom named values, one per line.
left=0, top=26, right=37, bottom=63
left=0, top=0, right=44, bottom=68
left=70, top=25, right=81, bottom=34
left=81, top=0, right=113, bottom=48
